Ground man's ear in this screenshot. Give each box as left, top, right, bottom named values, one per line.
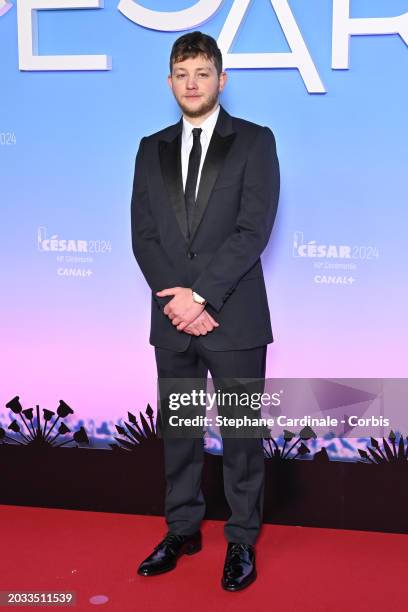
left=219, top=71, right=227, bottom=92
left=167, top=74, right=173, bottom=91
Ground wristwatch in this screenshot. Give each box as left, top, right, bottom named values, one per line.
left=192, top=290, right=207, bottom=306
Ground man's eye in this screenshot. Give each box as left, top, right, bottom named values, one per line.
left=176, top=74, right=186, bottom=79
left=199, top=73, right=208, bottom=77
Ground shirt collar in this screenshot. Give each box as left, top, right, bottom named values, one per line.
left=182, top=104, right=220, bottom=142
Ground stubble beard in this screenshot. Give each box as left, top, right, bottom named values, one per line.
left=177, top=91, right=219, bottom=119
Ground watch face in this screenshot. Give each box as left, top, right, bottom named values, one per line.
left=193, top=292, right=204, bottom=304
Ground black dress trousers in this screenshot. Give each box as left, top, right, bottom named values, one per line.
left=155, top=336, right=267, bottom=545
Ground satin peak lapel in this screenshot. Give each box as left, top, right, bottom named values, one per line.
left=159, top=132, right=188, bottom=241
left=189, top=129, right=236, bottom=244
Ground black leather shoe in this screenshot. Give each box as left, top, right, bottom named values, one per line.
left=137, top=531, right=202, bottom=576
left=221, top=543, right=257, bottom=591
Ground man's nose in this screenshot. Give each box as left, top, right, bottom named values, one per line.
left=186, top=77, right=198, bottom=89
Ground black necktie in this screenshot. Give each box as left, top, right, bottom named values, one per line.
left=184, top=127, right=202, bottom=239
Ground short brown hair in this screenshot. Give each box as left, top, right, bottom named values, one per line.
left=169, top=31, right=223, bottom=76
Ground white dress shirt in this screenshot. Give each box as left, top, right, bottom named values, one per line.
left=181, top=104, right=220, bottom=199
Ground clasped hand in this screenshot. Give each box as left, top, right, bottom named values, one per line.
left=156, top=287, right=219, bottom=336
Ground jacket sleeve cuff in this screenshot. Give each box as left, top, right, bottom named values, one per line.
left=154, top=294, right=173, bottom=312
left=191, top=282, right=224, bottom=312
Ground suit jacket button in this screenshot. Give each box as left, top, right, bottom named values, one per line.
left=187, top=251, right=196, bottom=259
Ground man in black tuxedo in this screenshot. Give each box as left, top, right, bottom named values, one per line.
left=131, top=31, right=280, bottom=591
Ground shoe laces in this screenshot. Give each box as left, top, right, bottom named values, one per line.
left=228, top=543, right=251, bottom=556
left=155, top=533, right=185, bottom=552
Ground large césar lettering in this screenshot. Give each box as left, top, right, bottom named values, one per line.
left=17, top=0, right=408, bottom=94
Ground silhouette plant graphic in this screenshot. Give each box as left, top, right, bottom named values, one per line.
left=110, top=404, right=159, bottom=451
left=358, top=431, right=408, bottom=464
left=263, top=426, right=317, bottom=459
left=0, top=396, right=89, bottom=447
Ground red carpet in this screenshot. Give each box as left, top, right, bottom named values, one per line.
left=1, top=504, right=407, bottom=611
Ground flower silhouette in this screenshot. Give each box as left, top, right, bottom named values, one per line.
left=358, top=431, right=408, bottom=464
left=110, top=404, right=159, bottom=451
left=1, top=396, right=89, bottom=447
left=263, top=426, right=317, bottom=459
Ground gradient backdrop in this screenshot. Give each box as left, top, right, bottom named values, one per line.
left=1, top=0, right=407, bottom=454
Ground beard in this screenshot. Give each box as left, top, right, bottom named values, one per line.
left=176, top=91, right=219, bottom=119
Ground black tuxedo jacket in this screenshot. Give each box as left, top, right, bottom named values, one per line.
left=131, top=105, right=280, bottom=352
